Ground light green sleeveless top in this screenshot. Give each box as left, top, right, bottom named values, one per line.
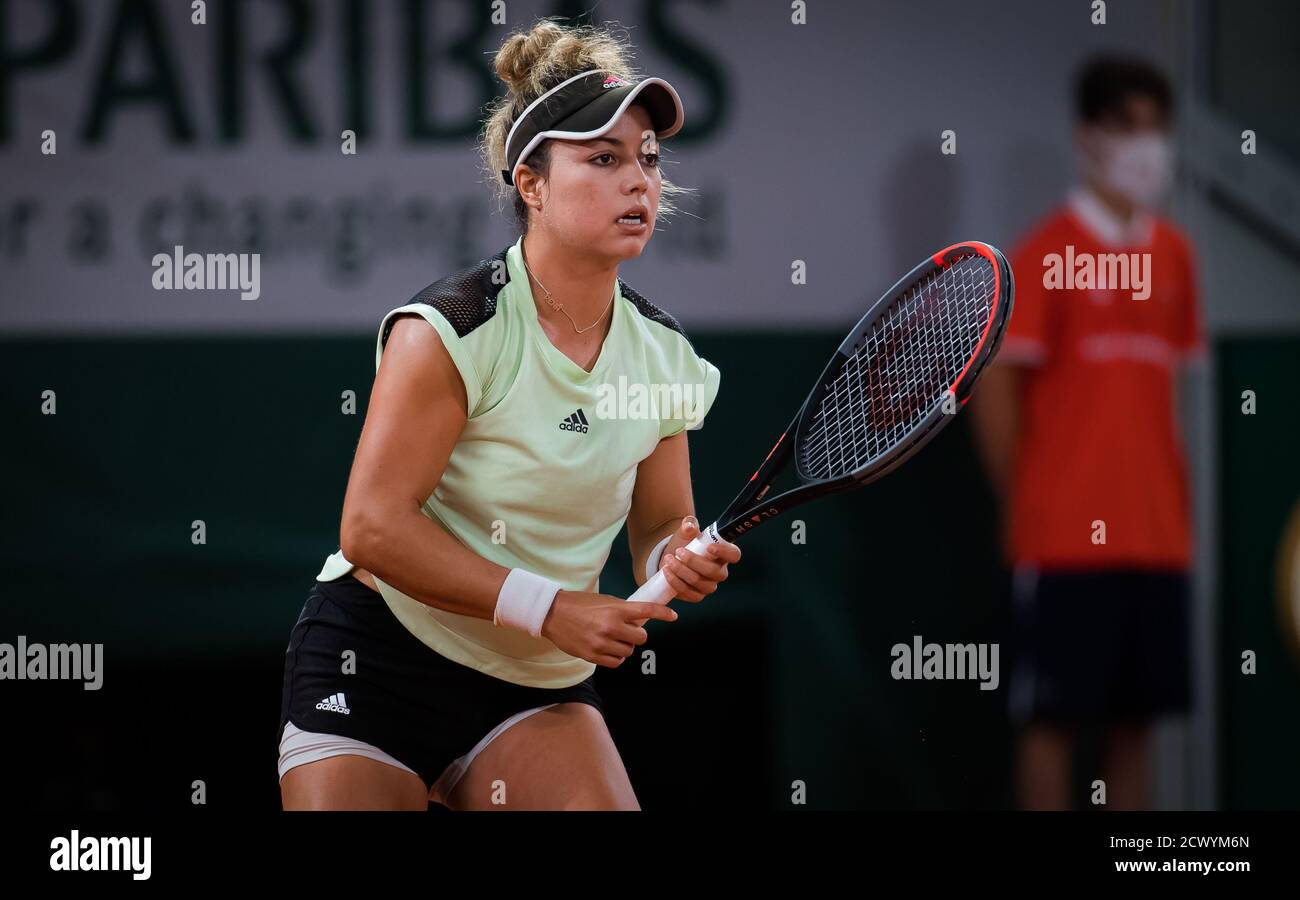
left=317, top=236, right=720, bottom=687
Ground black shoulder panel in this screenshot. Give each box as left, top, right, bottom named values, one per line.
left=382, top=248, right=511, bottom=346
left=618, top=280, right=693, bottom=348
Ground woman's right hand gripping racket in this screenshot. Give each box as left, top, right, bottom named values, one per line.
left=628, top=241, right=1014, bottom=606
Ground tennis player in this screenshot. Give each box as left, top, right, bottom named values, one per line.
left=277, top=19, right=739, bottom=810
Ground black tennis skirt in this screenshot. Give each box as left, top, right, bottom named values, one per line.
left=278, top=573, right=604, bottom=790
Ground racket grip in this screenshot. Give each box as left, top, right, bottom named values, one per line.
left=626, top=525, right=720, bottom=606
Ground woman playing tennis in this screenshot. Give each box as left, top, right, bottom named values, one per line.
left=277, top=19, right=740, bottom=810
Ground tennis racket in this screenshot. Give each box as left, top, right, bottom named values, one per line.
left=628, top=240, right=1014, bottom=606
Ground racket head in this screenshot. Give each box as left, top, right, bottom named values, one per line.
left=792, top=241, right=1014, bottom=487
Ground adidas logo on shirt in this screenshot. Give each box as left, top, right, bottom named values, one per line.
left=559, top=408, right=590, bottom=433
left=315, top=692, right=351, bottom=715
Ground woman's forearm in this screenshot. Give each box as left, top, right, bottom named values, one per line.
left=343, top=509, right=510, bottom=620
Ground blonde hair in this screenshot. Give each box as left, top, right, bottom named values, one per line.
left=479, top=18, right=693, bottom=233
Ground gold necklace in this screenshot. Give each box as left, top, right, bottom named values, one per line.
left=520, top=251, right=616, bottom=335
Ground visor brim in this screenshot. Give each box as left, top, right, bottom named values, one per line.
left=503, top=77, right=684, bottom=186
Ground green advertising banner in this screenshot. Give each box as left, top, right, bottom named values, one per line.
left=1218, top=337, right=1300, bottom=808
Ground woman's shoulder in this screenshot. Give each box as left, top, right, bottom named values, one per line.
left=380, top=248, right=512, bottom=348
left=374, top=246, right=522, bottom=417
left=617, top=279, right=721, bottom=437
left=617, top=279, right=695, bottom=350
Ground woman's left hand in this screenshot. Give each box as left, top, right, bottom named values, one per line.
left=658, top=516, right=742, bottom=602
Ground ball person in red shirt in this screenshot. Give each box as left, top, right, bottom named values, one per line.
left=972, top=55, right=1205, bottom=810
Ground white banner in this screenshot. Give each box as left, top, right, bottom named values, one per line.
left=0, top=0, right=1165, bottom=334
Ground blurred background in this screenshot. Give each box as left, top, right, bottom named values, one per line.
left=1, top=0, right=1297, bottom=810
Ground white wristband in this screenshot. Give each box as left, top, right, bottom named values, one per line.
left=494, top=568, right=562, bottom=637
left=645, top=534, right=674, bottom=584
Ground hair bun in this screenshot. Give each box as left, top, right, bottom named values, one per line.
left=495, top=20, right=566, bottom=93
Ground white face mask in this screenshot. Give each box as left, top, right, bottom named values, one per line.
left=1084, top=131, right=1174, bottom=209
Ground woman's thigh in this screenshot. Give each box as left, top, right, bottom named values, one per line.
left=281, top=755, right=431, bottom=811
left=446, top=702, right=638, bottom=811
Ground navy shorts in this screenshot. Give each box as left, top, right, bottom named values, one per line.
left=278, top=574, right=604, bottom=792
left=1006, top=566, right=1193, bottom=726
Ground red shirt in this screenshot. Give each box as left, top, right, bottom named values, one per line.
left=999, top=189, right=1205, bottom=570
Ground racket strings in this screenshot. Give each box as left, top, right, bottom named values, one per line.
left=799, top=254, right=996, bottom=480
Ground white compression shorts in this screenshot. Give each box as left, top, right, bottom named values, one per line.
left=278, top=702, right=559, bottom=805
